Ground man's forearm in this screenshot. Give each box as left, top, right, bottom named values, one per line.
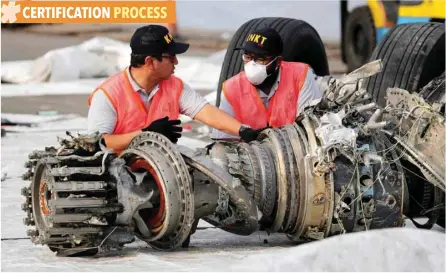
left=102, top=130, right=142, bottom=151
left=194, top=104, right=242, bottom=136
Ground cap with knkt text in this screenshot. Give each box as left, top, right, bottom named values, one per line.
left=236, top=27, right=283, bottom=56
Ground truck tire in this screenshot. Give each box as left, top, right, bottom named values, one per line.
left=342, top=6, right=376, bottom=72
left=362, top=22, right=445, bottom=107
left=216, top=17, right=329, bottom=107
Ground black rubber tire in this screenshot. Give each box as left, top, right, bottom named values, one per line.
left=362, top=22, right=445, bottom=107
left=342, top=6, right=376, bottom=72
left=215, top=17, right=329, bottom=107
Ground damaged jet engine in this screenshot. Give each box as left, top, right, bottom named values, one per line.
left=20, top=60, right=445, bottom=256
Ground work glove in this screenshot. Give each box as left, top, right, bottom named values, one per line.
left=142, top=116, right=183, bottom=143
left=239, top=125, right=269, bottom=143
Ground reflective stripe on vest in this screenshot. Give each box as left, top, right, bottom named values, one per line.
left=88, top=68, right=183, bottom=135
left=222, top=61, right=309, bottom=129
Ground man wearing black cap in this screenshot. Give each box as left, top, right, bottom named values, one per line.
left=87, top=25, right=265, bottom=152
left=211, top=27, right=323, bottom=140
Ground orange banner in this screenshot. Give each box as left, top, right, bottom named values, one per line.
left=1, top=1, right=176, bottom=23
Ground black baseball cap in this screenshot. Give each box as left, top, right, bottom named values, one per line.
left=130, top=25, right=189, bottom=56
left=236, top=27, right=283, bottom=56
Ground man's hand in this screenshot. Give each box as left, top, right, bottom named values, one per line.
left=143, top=116, right=183, bottom=143
left=239, top=125, right=269, bottom=143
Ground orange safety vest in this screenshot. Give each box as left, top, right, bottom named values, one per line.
left=222, top=61, right=309, bottom=129
left=88, top=68, right=183, bottom=134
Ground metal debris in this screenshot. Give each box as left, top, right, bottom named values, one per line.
left=20, top=60, right=445, bottom=256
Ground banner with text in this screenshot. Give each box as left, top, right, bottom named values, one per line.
left=1, top=1, right=176, bottom=23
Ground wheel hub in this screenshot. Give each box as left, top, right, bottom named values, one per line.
left=129, top=158, right=166, bottom=235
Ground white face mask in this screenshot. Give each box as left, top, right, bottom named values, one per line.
left=243, top=58, right=277, bottom=85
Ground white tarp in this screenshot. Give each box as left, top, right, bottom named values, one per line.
left=1, top=37, right=128, bottom=83
left=1, top=37, right=225, bottom=96
left=229, top=228, right=445, bottom=272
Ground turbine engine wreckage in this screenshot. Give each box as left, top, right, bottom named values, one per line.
left=20, top=60, right=445, bottom=256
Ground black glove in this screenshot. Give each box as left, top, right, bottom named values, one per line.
left=239, top=125, right=268, bottom=143
left=142, top=116, right=183, bottom=143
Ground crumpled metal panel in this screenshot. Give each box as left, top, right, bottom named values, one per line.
left=384, top=88, right=445, bottom=191
left=178, top=145, right=259, bottom=235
